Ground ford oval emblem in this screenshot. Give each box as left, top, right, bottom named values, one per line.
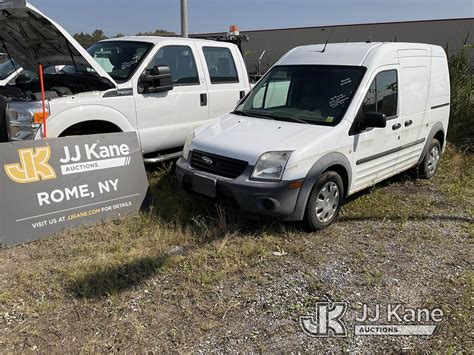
left=202, top=156, right=213, bottom=165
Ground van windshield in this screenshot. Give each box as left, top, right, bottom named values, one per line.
left=86, top=41, right=153, bottom=83
left=235, top=65, right=366, bottom=126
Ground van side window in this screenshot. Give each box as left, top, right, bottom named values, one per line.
left=202, top=47, right=239, bottom=84
left=147, top=45, right=199, bottom=85
left=362, top=70, right=398, bottom=118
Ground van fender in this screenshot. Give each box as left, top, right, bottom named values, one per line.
left=283, top=152, right=352, bottom=222
left=417, top=122, right=445, bottom=165
left=37, top=105, right=135, bottom=138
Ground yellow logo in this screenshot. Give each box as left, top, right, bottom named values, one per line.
left=5, top=147, right=56, bottom=184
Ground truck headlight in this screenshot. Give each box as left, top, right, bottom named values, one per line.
left=251, top=151, right=293, bottom=181
left=6, top=101, right=50, bottom=141
left=182, top=131, right=195, bottom=160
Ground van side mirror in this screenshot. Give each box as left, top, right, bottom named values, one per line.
left=362, top=112, right=387, bottom=129
left=138, top=65, right=174, bottom=94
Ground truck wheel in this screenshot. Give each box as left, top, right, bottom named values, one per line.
left=418, top=139, right=441, bottom=179
left=304, top=171, right=344, bottom=231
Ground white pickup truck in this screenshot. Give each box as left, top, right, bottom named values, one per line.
left=0, top=1, right=251, bottom=162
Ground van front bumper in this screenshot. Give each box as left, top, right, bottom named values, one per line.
left=176, top=157, right=302, bottom=219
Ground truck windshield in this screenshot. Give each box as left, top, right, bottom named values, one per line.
left=87, top=41, right=153, bottom=83
left=235, top=65, right=366, bottom=126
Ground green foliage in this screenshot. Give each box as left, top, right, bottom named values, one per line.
left=73, top=29, right=176, bottom=48
left=135, top=29, right=176, bottom=37
left=73, top=29, right=108, bottom=48
left=448, top=45, right=474, bottom=148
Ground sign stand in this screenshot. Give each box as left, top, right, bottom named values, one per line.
left=38, top=63, right=47, bottom=139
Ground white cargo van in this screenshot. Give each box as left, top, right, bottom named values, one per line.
left=0, top=1, right=251, bottom=162
left=176, top=42, right=450, bottom=230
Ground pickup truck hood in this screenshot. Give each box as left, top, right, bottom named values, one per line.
left=0, top=1, right=115, bottom=88
left=192, top=113, right=333, bottom=165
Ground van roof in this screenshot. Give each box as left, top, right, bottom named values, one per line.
left=277, top=42, right=446, bottom=67
left=100, top=36, right=236, bottom=47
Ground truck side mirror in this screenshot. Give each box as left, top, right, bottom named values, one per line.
left=138, top=65, right=174, bottom=94
left=362, top=112, right=387, bottom=129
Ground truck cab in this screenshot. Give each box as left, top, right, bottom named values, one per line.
left=0, top=2, right=251, bottom=162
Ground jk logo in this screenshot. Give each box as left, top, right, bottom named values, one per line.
left=300, top=302, right=348, bottom=337
left=4, top=147, right=56, bottom=184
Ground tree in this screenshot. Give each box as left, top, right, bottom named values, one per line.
left=73, top=28, right=176, bottom=48
left=448, top=44, right=474, bottom=148
left=73, top=29, right=108, bottom=48
left=136, top=29, right=176, bottom=37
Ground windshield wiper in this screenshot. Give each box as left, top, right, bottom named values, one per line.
left=232, top=111, right=274, bottom=120
left=233, top=111, right=309, bottom=124
left=270, top=116, right=309, bottom=124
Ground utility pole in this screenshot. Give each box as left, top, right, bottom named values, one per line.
left=181, top=0, right=188, bottom=38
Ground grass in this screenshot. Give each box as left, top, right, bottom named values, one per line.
left=0, top=146, right=473, bottom=352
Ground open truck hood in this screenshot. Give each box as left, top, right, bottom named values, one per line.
left=0, top=0, right=116, bottom=88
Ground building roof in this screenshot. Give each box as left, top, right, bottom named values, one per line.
left=196, top=17, right=474, bottom=36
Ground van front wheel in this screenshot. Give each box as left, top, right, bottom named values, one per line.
left=418, top=139, right=441, bottom=179
left=304, top=171, right=344, bottom=231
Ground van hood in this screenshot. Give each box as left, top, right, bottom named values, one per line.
left=192, top=113, right=334, bottom=165
left=0, top=1, right=115, bottom=88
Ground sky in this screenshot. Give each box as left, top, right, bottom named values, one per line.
left=32, top=0, right=473, bottom=36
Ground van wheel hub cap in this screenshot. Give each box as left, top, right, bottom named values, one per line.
left=427, top=146, right=440, bottom=175
left=316, top=182, right=340, bottom=223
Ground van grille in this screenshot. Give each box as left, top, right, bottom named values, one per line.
left=191, top=150, right=248, bottom=179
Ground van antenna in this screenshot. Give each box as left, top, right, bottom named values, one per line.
left=321, top=27, right=334, bottom=53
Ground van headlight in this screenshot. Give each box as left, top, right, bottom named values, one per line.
left=6, top=101, right=50, bottom=141
left=182, top=131, right=195, bottom=160
left=251, top=151, right=293, bottom=181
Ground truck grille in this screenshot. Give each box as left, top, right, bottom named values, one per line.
left=191, top=150, right=248, bottom=179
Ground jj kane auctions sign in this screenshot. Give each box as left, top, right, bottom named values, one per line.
left=0, top=133, right=149, bottom=246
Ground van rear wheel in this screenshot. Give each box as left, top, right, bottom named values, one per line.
left=304, top=171, right=344, bottom=231
left=419, top=139, right=441, bottom=179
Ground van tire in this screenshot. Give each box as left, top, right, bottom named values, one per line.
left=418, top=139, right=441, bottom=180
left=304, top=171, right=344, bottom=231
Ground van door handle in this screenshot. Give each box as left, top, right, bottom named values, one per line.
left=200, top=93, right=207, bottom=106
left=405, top=120, right=413, bottom=127
left=392, top=123, right=402, bottom=131
left=239, top=90, right=246, bottom=99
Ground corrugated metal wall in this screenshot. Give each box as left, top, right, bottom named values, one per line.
left=196, top=18, right=474, bottom=74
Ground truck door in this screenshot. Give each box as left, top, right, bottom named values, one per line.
left=197, top=45, right=249, bottom=119
left=351, top=68, right=403, bottom=192
left=396, top=52, right=430, bottom=172
left=134, top=44, right=209, bottom=154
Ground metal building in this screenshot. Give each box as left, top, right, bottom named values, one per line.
left=196, top=18, right=473, bottom=75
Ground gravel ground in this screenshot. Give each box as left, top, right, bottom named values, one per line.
left=0, top=149, right=473, bottom=352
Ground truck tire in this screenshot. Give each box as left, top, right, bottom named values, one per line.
left=304, top=171, right=344, bottom=231
left=418, top=139, right=441, bottom=180
left=0, top=96, right=9, bottom=142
